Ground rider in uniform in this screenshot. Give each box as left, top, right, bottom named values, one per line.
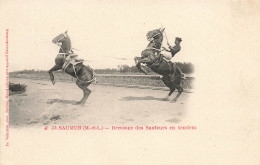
left=161, top=37, right=186, bottom=79
left=163, top=37, right=182, bottom=59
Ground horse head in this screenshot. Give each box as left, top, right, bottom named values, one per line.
left=52, top=31, right=71, bottom=53
left=52, top=31, right=69, bottom=44
left=146, top=28, right=164, bottom=49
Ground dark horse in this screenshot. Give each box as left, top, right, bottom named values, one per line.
left=134, top=28, right=183, bottom=102
left=48, top=32, right=95, bottom=104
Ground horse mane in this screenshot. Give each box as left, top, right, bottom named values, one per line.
left=146, top=29, right=163, bottom=49
left=52, top=33, right=61, bottom=43
left=146, top=29, right=160, bottom=38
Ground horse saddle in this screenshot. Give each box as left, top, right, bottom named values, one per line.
left=62, top=54, right=84, bottom=71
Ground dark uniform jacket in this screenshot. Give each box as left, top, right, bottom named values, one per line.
left=169, top=44, right=181, bottom=58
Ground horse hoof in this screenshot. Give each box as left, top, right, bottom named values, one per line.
left=134, top=57, right=138, bottom=64
left=162, top=97, right=169, bottom=101
left=72, top=102, right=79, bottom=105
left=51, top=80, right=56, bottom=85
left=171, top=99, right=177, bottom=103
left=76, top=101, right=85, bottom=105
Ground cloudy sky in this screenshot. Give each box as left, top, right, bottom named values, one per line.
left=1, top=0, right=258, bottom=72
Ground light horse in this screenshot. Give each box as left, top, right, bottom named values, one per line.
left=48, top=32, right=95, bottom=104
left=134, top=28, right=183, bottom=102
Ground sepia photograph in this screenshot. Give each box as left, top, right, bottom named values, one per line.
left=1, top=0, right=259, bottom=164
left=6, top=2, right=195, bottom=127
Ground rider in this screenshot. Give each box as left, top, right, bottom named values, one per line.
left=163, top=37, right=182, bottom=59
left=161, top=37, right=186, bottom=79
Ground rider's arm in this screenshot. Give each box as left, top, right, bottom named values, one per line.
left=169, top=45, right=181, bottom=57
left=162, top=47, right=171, bottom=52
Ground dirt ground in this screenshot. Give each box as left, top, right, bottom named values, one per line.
left=9, top=78, right=192, bottom=127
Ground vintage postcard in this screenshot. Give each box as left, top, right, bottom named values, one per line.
left=0, top=0, right=259, bottom=164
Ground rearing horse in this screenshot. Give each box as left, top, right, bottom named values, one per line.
left=134, top=28, right=164, bottom=75
left=48, top=32, right=95, bottom=104
left=134, top=28, right=184, bottom=102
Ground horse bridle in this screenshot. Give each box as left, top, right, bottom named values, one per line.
left=55, top=33, right=72, bottom=55
left=147, top=30, right=163, bottom=41
left=147, top=30, right=163, bottom=49
left=56, top=33, right=66, bottom=43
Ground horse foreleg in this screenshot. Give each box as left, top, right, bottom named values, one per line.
left=139, top=64, right=148, bottom=75
left=48, top=65, right=62, bottom=85
left=134, top=57, right=143, bottom=72
left=134, top=57, right=148, bottom=75
left=134, top=56, right=140, bottom=65
left=76, top=81, right=91, bottom=105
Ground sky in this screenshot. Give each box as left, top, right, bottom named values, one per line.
left=0, top=0, right=250, bottom=72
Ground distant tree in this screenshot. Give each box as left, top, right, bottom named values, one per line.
left=117, top=65, right=131, bottom=73
left=10, top=62, right=194, bottom=75
left=9, top=83, right=27, bottom=94
left=175, top=62, right=194, bottom=74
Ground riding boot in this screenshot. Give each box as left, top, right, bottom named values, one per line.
left=155, top=54, right=163, bottom=67
left=176, top=66, right=186, bottom=79
left=169, top=62, right=175, bottom=73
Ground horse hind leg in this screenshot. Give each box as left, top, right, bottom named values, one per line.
left=48, top=65, right=62, bottom=85
left=163, top=86, right=176, bottom=101
left=165, top=73, right=183, bottom=103
left=162, top=75, right=175, bottom=101
left=172, top=84, right=183, bottom=103
left=76, top=80, right=91, bottom=105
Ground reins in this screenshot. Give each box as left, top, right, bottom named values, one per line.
left=145, top=47, right=161, bottom=52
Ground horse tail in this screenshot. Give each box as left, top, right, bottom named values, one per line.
left=72, top=64, right=97, bottom=83
left=89, top=67, right=98, bottom=83
left=83, top=65, right=97, bottom=83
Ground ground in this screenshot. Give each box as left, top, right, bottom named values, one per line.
left=9, top=78, right=192, bottom=127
